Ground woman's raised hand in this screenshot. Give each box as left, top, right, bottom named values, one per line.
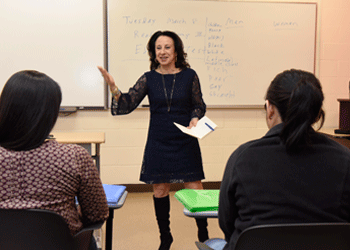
left=98, top=66, right=117, bottom=92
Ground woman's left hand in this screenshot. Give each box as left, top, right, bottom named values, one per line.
left=187, top=118, right=199, bottom=129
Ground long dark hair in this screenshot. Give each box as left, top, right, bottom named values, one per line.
left=147, top=30, right=190, bottom=70
left=265, top=69, right=325, bottom=151
left=0, top=70, right=62, bottom=151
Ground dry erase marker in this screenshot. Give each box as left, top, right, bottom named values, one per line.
left=205, top=122, right=214, bottom=131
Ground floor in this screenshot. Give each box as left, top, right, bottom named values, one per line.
left=106, top=191, right=224, bottom=250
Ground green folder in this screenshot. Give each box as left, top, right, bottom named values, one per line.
left=174, top=189, right=220, bottom=212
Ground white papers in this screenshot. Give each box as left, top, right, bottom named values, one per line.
left=174, top=116, right=217, bottom=139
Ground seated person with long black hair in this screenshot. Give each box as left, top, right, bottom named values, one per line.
left=219, top=69, right=350, bottom=249
left=0, top=70, right=109, bottom=249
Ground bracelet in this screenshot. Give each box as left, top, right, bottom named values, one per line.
left=111, top=87, right=121, bottom=97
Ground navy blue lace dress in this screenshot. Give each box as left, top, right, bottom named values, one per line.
left=112, top=68, right=206, bottom=184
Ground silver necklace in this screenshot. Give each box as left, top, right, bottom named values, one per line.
left=161, top=73, right=176, bottom=112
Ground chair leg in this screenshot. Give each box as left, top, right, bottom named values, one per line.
left=195, top=218, right=209, bottom=242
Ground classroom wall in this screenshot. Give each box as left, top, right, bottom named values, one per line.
left=52, top=0, right=350, bottom=185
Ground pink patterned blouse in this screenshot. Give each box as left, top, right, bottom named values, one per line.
left=0, top=140, right=109, bottom=235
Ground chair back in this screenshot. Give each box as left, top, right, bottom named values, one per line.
left=0, top=208, right=93, bottom=250
left=234, top=223, right=350, bottom=250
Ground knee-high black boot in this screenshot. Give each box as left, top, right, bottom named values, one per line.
left=153, top=195, right=173, bottom=250
left=195, top=218, right=209, bottom=242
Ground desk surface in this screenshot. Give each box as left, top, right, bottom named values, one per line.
left=318, top=128, right=350, bottom=138
left=51, top=132, right=105, bottom=144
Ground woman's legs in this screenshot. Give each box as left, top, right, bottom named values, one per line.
left=152, top=180, right=209, bottom=249
left=153, top=183, right=173, bottom=250
left=153, top=183, right=171, bottom=198
left=184, top=181, right=209, bottom=243
left=183, top=180, right=203, bottom=190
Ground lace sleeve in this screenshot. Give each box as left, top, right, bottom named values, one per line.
left=191, top=73, right=206, bottom=119
left=111, top=74, right=148, bottom=115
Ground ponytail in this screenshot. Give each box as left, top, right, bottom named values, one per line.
left=266, top=69, right=325, bottom=152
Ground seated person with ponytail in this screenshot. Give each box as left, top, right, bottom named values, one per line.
left=219, top=69, right=350, bottom=250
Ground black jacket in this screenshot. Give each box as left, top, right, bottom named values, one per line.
left=219, top=123, right=350, bottom=249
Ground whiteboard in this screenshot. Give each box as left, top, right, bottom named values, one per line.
left=0, top=0, right=107, bottom=109
left=108, top=0, right=317, bottom=107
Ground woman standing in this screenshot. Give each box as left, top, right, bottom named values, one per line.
left=98, top=30, right=208, bottom=249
